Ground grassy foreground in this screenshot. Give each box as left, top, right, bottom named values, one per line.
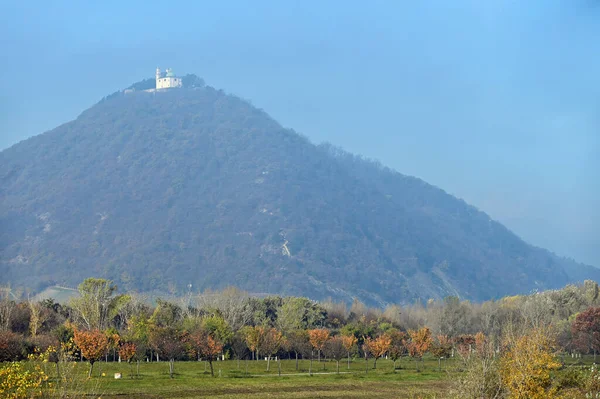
left=34, top=354, right=595, bottom=398
left=61, top=357, right=451, bottom=398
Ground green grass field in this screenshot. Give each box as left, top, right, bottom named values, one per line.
left=52, top=357, right=451, bottom=398
left=31, top=354, right=595, bottom=398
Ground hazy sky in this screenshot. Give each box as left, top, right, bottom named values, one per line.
left=2, top=0, right=599, bottom=266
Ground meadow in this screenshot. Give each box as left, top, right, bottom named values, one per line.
left=34, top=354, right=592, bottom=399
left=49, top=357, right=451, bottom=399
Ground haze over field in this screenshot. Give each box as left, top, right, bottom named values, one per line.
left=1, top=0, right=598, bottom=272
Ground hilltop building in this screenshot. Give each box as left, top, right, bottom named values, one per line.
left=156, top=68, right=182, bottom=89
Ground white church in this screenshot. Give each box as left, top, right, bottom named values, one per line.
left=155, top=68, right=182, bottom=89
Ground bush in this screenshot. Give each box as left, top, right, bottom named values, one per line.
left=555, top=367, right=584, bottom=390
left=0, top=331, right=26, bottom=361
left=0, top=362, right=47, bottom=399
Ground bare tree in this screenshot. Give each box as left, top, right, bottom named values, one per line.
left=324, top=336, right=348, bottom=374
left=520, top=293, right=553, bottom=330
left=0, top=288, right=15, bottom=332
left=196, top=287, right=253, bottom=331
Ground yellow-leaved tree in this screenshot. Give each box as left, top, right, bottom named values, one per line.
left=500, top=327, right=561, bottom=399
left=0, top=361, right=47, bottom=399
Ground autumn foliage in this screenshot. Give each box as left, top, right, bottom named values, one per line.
left=0, top=361, right=47, bottom=399
left=407, top=327, right=432, bottom=371
left=241, top=325, right=264, bottom=360
left=188, top=329, right=224, bottom=376
left=72, top=329, right=109, bottom=377
left=118, top=342, right=137, bottom=363
left=341, top=334, right=357, bottom=352
left=500, top=328, right=562, bottom=399
left=148, top=326, right=188, bottom=378
left=571, top=306, right=600, bottom=356
left=363, top=334, right=391, bottom=369
left=454, top=334, right=476, bottom=359
left=308, top=328, right=330, bottom=361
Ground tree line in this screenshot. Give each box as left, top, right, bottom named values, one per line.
left=3, top=278, right=600, bottom=397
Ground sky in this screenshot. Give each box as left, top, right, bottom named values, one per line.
left=1, top=0, right=599, bottom=266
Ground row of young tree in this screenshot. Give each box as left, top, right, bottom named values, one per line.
left=2, top=279, right=600, bottom=383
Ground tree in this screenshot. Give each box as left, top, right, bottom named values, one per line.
left=148, top=326, right=187, bottom=378
left=230, top=331, right=249, bottom=369
left=241, top=325, right=264, bottom=361
left=126, top=313, right=150, bottom=377
left=454, top=334, right=476, bottom=360
left=363, top=334, right=391, bottom=369
left=104, top=328, right=120, bottom=362
left=387, top=329, right=407, bottom=372
left=201, top=314, right=233, bottom=346
left=0, top=293, right=15, bottom=332
left=276, top=297, right=307, bottom=333
left=500, top=328, right=561, bottom=399
left=276, top=297, right=326, bottom=333
left=324, top=336, right=347, bottom=374
left=27, top=299, right=44, bottom=337
left=440, top=296, right=469, bottom=337
left=286, top=329, right=311, bottom=371
left=308, top=328, right=330, bottom=365
left=72, top=329, right=110, bottom=377
left=0, top=361, right=47, bottom=399
left=118, top=342, right=137, bottom=378
left=150, top=299, right=182, bottom=328
left=261, top=328, right=284, bottom=371
left=571, top=306, right=600, bottom=361
left=341, top=334, right=357, bottom=370
left=70, top=278, right=125, bottom=330
left=0, top=331, right=25, bottom=361
left=196, top=287, right=253, bottom=332
left=407, top=327, right=432, bottom=371
left=188, top=329, right=223, bottom=377
left=451, top=333, right=504, bottom=399
left=431, top=334, right=452, bottom=371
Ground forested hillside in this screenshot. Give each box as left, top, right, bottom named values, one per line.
left=1, top=78, right=598, bottom=305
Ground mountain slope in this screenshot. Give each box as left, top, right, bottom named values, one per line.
left=1, top=81, right=598, bottom=305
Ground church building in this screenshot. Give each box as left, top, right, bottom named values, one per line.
left=156, top=68, right=182, bottom=89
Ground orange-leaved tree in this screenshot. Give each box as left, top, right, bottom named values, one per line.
left=500, top=328, right=561, bottom=399
left=407, top=327, right=432, bottom=372
left=430, top=334, right=452, bottom=371
left=454, top=334, right=476, bottom=360
left=261, top=328, right=284, bottom=372
left=308, top=328, right=330, bottom=364
left=188, top=329, right=223, bottom=377
left=73, top=329, right=110, bottom=377
left=118, top=342, right=137, bottom=378
left=363, top=334, right=392, bottom=369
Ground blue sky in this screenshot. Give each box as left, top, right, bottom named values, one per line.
left=1, top=0, right=599, bottom=266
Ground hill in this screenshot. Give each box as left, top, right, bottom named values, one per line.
left=1, top=77, right=598, bottom=305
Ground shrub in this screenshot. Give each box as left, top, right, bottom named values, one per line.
left=0, top=331, right=26, bottom=361
left=0, top=362, right=47, bottom=399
